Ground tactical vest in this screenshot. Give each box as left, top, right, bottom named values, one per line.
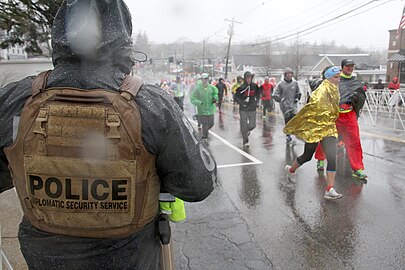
left=4, top=71, right=160, bottom=238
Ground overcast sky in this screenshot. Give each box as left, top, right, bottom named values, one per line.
left=126, top=0, right=405, bottom=49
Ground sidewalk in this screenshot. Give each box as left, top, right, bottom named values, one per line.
left=1, top=185, right=272, bottom=270
left=173, top=187, right=272, bottom=270
left=0, top=189, right=26, bottom=270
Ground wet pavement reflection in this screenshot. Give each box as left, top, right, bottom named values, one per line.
left=184, top=101, right=405, bottom=269
left=239, top=148, right=262, bottom=209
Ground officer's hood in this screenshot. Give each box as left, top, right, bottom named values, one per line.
left=49, top=0, right=135, bottom=90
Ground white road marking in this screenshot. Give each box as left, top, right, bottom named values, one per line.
left=217, top=162, right=261, bottom=169
left=189, top=119, right=263, bottom=168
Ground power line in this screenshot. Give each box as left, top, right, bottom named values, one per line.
left=277, top=0, right=393, bottom=45
left=204, top=25, right=227, bottom=40
left=239, top=0, right=273, bottom=20
left=235, top=0, right=341, bottom=38
left=232, top=41, right=389, bottom=50
left=283, top=0, right=362, bottom=35
left=251, top=0, right=380, bottom=47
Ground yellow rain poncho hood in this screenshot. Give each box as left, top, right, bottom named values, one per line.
left=283, top=79, right=340, bottom=143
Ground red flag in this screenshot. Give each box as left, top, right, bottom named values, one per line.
left=396, top=4, right=405, bottom=39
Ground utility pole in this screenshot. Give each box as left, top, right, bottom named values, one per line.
left=264, top=42, right=272, bottom=76
left=202, top=39, right=206, bottom=73
left=295, top=34, right=299, bottom=80
left=182, top=42, right=185, bottom=77
left=175, top=50, right=178, bottom=77
left=224, top=18, right=242, bottom=80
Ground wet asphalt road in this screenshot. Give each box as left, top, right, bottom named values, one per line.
left=1, top=99, right=404, bottom=270
left=175, top=100, right=405, bottom=270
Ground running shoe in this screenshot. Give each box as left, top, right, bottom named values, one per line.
left=324, top=188, right=343, bottom=200
left=352, top=169, right=367, bottom=180
left=285, top=165, right=296, bottom=183
left=317, top=160, right=325, bottom=171
left=243, top=138, right=249, bottom=147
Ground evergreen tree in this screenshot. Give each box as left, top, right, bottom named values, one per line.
left=0, top=0, right=63, bottom=56
left=134, top=31, right=151, bottom=56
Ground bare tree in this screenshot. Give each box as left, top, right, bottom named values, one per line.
left=283, top=37, right=308, bottom=80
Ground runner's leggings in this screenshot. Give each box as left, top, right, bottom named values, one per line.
left=296, top=136, right=337, bottom=171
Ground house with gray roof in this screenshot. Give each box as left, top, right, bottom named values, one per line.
left=308, top=54, right=385, bottom=83
left=227, top=53, right=385, bottom=84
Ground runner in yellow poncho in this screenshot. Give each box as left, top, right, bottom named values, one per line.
left=284, top=66, right=343, bottom=200
left=284, top=78, right=339, bottom=143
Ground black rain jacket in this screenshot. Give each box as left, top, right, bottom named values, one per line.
left=339, top=76, right=366, bottom=117
left=0, top=1, right=215, bottom=269
left=234, top=74, right=261, bottom=111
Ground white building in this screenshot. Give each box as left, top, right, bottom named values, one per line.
left=0, top=29, right=28, bottom=60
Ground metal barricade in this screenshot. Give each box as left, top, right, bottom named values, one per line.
left=361, top=88, right=405, bottom=131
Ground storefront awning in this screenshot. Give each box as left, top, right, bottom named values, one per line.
left=388, top=50, right=405, bottom=62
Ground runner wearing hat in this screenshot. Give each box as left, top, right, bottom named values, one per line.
left=315, top=59, right=368, bottom=180
left=337, top=59, right=367, bottom=179
left=284, top=66, right=343, bottom=200
left=273, top=68, right=302, bottom=143
left=234, top=71, right=261, bottom=147
left=190, top=73, right=218, bottom=143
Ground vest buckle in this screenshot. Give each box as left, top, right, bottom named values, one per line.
left=33, top=108, right=48, bottom=136
left=106, top=112, right=121, bottom=139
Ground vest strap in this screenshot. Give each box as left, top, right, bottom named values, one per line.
left=32, top=71, right=143, bottom=99
left=32, top=70, right=52, bottom=97
left=120, top=75, right=143, bottom=100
